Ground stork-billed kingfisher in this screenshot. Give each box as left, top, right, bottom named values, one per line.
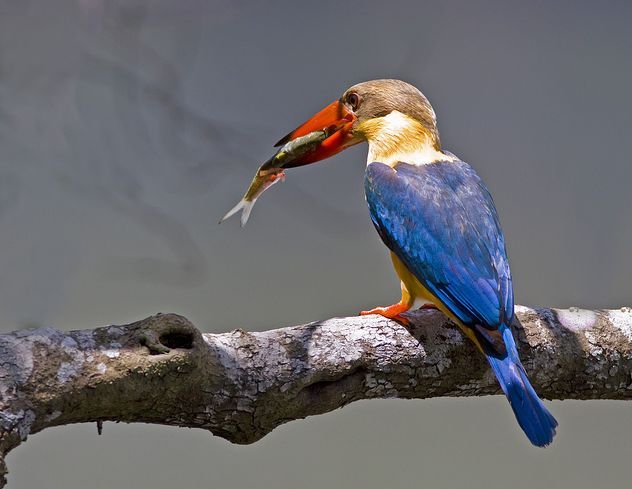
left=269, top=79, right=558, bottom=446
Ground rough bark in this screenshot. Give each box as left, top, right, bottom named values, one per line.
left=0, top=305, right=631, bottom=486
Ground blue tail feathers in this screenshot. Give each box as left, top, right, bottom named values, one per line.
left=486, top=324, right=558, bottom=447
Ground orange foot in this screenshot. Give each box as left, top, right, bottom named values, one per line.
left=360, top=302, right=411, bottom=327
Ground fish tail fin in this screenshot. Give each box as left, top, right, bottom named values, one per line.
left=486, top=324, right=558, bottom=447
left=219, top=198, right=255, bottom=227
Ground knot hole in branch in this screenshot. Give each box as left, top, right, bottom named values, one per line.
left=139, top=313, right=200, bottom=355
left=159, top=330, right=194, bottom=350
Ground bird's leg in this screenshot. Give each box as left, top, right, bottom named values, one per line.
left=420, top=303, right=438, bottom=310
left=360, top=300, right=411, bottom=318
left=360, top=282, right=414, bottom=326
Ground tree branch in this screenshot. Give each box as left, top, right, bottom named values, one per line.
left=1, top=306, right=631, bottom=486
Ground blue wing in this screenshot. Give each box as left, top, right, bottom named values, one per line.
left=365, top=160, right=558, bottom=446
left=365, top=160, right=513, bottom=337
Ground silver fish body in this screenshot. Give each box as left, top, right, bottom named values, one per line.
left=220, top=130, right=329, bottom=226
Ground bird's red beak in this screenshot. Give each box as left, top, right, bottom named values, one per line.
left=273, top=100, right=358, bottom=168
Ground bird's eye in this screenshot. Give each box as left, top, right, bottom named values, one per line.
left=346, top=93, right=360, bottom=110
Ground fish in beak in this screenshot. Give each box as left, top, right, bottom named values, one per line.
left=220, top=100, right=357, bottom=226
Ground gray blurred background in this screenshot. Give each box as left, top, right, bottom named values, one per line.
left=1, top=0, right=631, bottom=487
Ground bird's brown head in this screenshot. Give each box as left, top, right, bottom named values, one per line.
left=275, top=79, right=440, bottom=167
left=342, top=79, right=439, bottom=148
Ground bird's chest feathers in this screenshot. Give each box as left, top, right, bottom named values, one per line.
left=360, top=111, right=454, bottom=167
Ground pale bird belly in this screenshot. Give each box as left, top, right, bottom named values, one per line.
left=390, top=252, right=436, bottom=305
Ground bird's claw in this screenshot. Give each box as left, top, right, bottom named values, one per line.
left=359, top=305, right=412, bottom=327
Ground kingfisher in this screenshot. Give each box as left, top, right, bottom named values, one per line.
left=243, top=79, right=558, bottom=446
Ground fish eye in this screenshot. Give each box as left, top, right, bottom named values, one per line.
left=346, top=92, right=360, bottom=110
